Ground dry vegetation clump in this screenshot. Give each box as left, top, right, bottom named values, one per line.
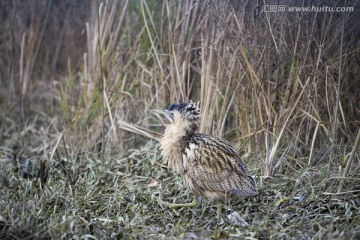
left=0, top=0, right=360, bottom=239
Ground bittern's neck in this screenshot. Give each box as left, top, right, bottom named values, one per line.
left=160, top=116, right=199, bottom=172
left=165, top=118, right=198, bottom=141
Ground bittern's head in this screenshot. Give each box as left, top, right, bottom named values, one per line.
left=164, top=100, right=201, bottom=129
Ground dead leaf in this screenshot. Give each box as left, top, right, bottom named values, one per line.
left=146, top=179, right=159, bottom=188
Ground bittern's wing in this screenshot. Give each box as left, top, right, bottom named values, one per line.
left=183, top=134, right=258, bottom=197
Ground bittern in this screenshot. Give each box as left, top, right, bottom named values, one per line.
left=160, top=100, right=258, bottom=208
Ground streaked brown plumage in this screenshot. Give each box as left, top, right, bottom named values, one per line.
left=160, top=101, right=257, bottom=206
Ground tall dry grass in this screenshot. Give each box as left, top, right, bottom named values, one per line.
left=1, top=0, right=359, bottom=185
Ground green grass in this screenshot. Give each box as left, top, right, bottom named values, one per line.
left=1, top=140, right=359, bottom=239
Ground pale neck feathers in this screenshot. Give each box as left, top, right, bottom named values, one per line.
left=160, top=111, right=196, bottom=171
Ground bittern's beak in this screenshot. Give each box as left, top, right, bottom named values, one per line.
left=163, top=110, right=174, bottom=122
left=152, top=109, right=174, bottom=123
